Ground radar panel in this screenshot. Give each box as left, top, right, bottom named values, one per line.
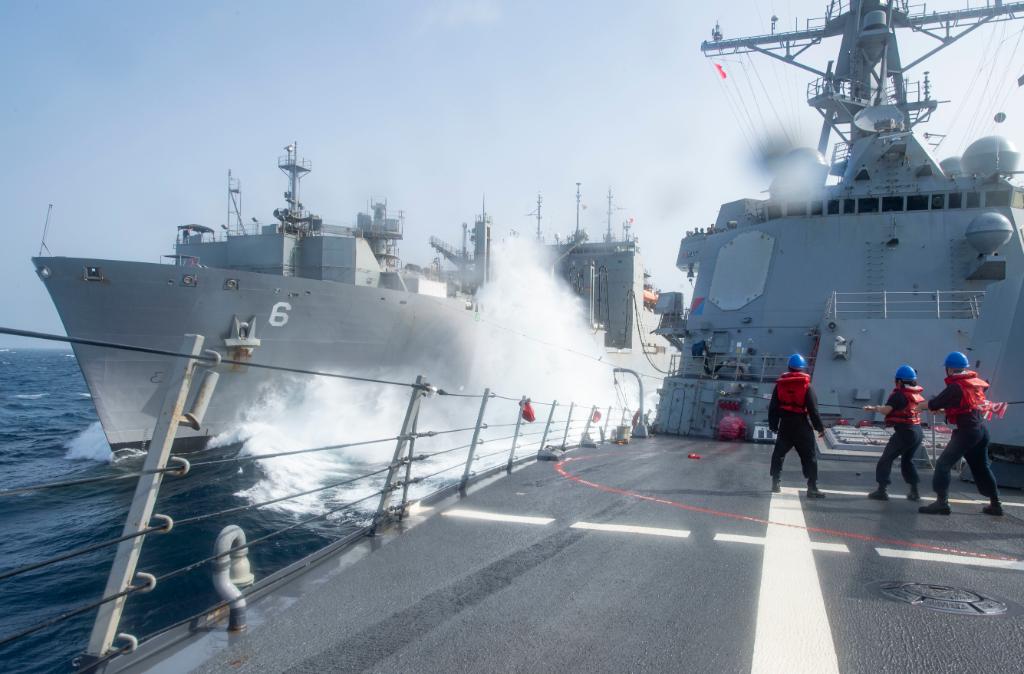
left=708, top=231, right=775, bottom=311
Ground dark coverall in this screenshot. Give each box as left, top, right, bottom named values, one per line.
left=928, top=385, right=1000, bottom=501
left=875, top=391, right=922, bottom=487
left=768, top=385, right=824, bottom=480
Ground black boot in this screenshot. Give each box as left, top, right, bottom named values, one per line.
left=918, top=498, right=951, bottom=515
left=806, top=481, right=826, bottom=498
left=867, top=485, right=888, bottom=501
left=983, top=499, right=1004, bottom=517
left=771, top=476, right=781, bottom=493
left=906, top=484, right=920, bottom=501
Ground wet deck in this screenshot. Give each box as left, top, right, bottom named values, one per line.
left=145, top=436, right=1023, bottom=673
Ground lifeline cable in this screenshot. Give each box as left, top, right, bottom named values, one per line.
left=0, top=435, right=405, bottom=498
left=0, top=326, right=418, bottom=389
left=153, top=490, right=385, bottom=584
left=0, top=466, right=394, bottom=583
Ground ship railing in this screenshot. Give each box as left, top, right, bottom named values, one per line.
left=807, top=76, right=929, bottom=109
left=827, top=290, right=985, bottom=320
left=0, top=326, right=644, bottom=671
left=672, top=352, right=817, bottom=384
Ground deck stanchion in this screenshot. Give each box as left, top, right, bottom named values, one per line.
left=460, top=389, right=491, bottom=494
left=372, top=375, right=426, bottom=533
left=85, top=334, right=205, bottom=660
left=602, top=406, right=612, bottom=441
left=506, top=404, right=524, bottom=473
left=580, top=405, right=597, bottom=446
left=539, top=401, right=558, bottom=451
left=398, top=396, right=422, bottom=518
left=560, top=402, right=575, bottom=448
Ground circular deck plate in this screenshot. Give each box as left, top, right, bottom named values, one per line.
left=877, top=581, right=1008, bottom=616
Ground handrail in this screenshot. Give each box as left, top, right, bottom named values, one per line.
left=826, top=290, right=985, bottom=320
left=0, top=326, right=647, bottom=665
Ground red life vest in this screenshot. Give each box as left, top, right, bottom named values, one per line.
left=776, top=371, right=810, bottom=414
left=884, top=385, right=924, bottom=426
left=943, top=371, right=989, bottom=425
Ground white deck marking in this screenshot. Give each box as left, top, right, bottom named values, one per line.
left=441, top=509, right=554, bottom=525
left=570, top=522, right=691, bottom=538
left=715, top=533, right=765, bottom=546
left=751, top=489, right=840, bottom=674
left=876, top=548, right=1024, bottom=571
left=714, top=532, right=848, bottom=553
left=815, top=488, right=1023, bottom=507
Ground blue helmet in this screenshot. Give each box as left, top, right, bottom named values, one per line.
left=944, top=351, right=970, bottom=369
left=895, top=364, right=917, bottom=381
left=788, top=353, right=807, bottom=369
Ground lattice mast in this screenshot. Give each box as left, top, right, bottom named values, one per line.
left=702, top=1, right=1024, bottom=157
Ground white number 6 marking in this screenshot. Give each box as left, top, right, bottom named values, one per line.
left=269, top=302, right=292, bottom=327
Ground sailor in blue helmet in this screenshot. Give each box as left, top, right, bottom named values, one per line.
left=768, top=353, right=826, bottom=497
left=919, top=352, right=1002, bottom=516
left=862, top=364, right=924, bottom=502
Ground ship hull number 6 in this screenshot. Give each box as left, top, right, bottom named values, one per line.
left=269, top=302, right=292, bottom=327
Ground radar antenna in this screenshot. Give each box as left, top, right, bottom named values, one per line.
left=275, top=142, right=312, bottom=227
left=525, top=192, right=543, bottom=241
left=701, top=1, right=1024, bottom=155
left=605, top=187, right=625, bottom=242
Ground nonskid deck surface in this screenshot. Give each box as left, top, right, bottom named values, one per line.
left=194, top=437, right=1023, bottom=674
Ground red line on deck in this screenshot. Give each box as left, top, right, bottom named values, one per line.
left=554, top=455, right=1020, bottom=563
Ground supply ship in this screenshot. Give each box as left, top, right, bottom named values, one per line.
left=32, top=146, right=671, bottom=451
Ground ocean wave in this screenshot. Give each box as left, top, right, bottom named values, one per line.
left=15, top=393, right=49, bottom=400
left=64, top=422, right=113, bottom=463
left=79, top=393, right=92, bottom=398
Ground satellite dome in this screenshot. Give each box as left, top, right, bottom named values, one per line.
left=939, top=156, right=962, bottom=177
left=768, top=147, right=828, bottom=198
left=961, top=136, right=1021, bottom=177
left=965, top=212, right=1014, bottom=255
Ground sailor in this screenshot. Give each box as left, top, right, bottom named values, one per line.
left=768, top=353, right=826, bottom=497
left=862, top=365, right=924, bottom=502
left=918, top=352, right=1003, bottom=516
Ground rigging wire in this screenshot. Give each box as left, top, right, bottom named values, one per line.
left=745, top=53, right=795, bottom=146
left=983, top=25, right=1024, bottom=137
left=736, top=56, right=781, bottom=148
left=710, top=60, right=762, bottom=158
left=963, top=22, right=1007, bottom=145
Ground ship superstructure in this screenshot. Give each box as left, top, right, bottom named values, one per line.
left=653, top=1, right=1024, bottom=478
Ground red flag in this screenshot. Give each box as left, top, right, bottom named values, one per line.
left=520, top=398, right=536, bottom=423
left=714, top=63, right=728, bottom=80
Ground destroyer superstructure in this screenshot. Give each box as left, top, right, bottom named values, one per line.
left=653, top=1, right=1024, bottom=480
left=33, top=144, right=671, bottom=451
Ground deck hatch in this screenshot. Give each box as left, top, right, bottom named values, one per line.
left=877, top=582, right=1008, bottom=616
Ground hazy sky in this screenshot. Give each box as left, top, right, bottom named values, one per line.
left=3, top=0, right=1022, bottom=347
